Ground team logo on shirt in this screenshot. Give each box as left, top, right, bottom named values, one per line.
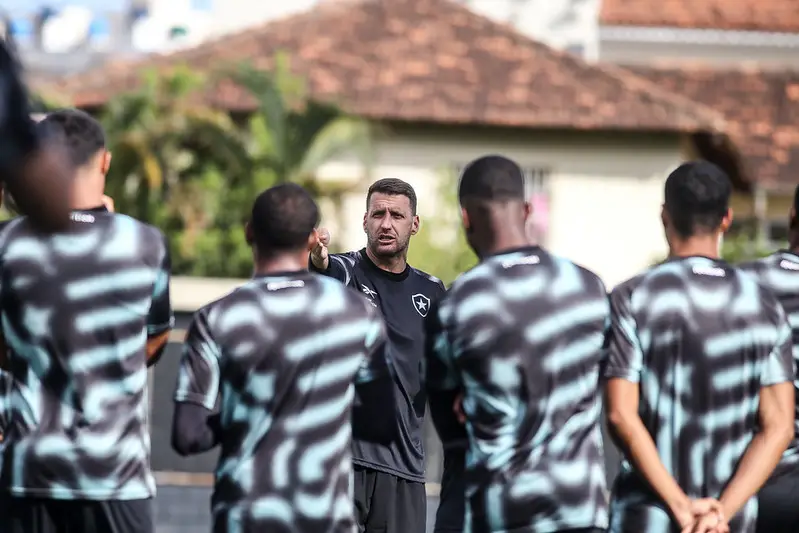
left=361, top=284, right=378, bottom=308
left=412, top=293, right=430, bottom=317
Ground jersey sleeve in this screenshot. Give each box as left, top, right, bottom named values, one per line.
left=604, top=286, right=644, bottom=383
left=174, top=309, right=221, bottom=410
left=147, top=234, right=174, bottom=336
left=310, top=252, right=357, bottom=287
left=762, top=305, right=795, bottom=387
left=0, top=42, right=39, bottom=175
left=424, top=297, right=459, bottom=391
left=355, top=308, right=391, bottom=385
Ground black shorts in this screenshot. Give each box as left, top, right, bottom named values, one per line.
left=757, top=468, right=799, bottom=533
left=353, top=465, right=427, bottom=533
left=0, top=495, right=153, bottom=533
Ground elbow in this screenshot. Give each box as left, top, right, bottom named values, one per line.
left=767, top=419, right=795, bottom=451
left=606, top=406, right=633, bottom=435
left=171, top=429, right=196, bottom=457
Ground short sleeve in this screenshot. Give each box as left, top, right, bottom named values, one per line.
left=761, top=308, right=795, bottom=387
left=147, top=234, right=174, bottom=335
left=604, top=287, right=644, bottom=383
left=355, top=310, right=391, bottom=385
left=174, top=309, right=221, bottom=410
left=310, top=253, right=357, bottom=287
left=424, top=298, right=459, bottom=391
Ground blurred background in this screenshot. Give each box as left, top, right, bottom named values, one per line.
left=2, top=0, right=798, bottom=530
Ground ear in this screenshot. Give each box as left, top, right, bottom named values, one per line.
left=461, top=207, right=471, bottom=231
left=719, top=207, right=734, bottom=233
left=523, top=201, right=532, bottom=221
left=244, top=221, right=254, bottom=246
left=101, top=151, right=112, bottom=176
left=660, top=204, right=669, bottom=230
left=411, top=214, right=420, bottom=236
left=363, top=212, right=367, bottom=233
left=306, top=231, right=317, bottom=251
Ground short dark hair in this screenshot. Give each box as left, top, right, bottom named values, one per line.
left=250, top=183, right=319, bottom=252
left=458, top=155, right=525, bottom=204
left=664, top=160, right=731, bottom=238
left=37, top=109, right=106, bottom=167
left=366, top=178, right=417, bottom=215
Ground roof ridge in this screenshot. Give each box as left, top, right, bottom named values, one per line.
left=439, top=0, right=726, bottom=130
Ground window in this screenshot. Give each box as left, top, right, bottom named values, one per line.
left=729, top=217, right=789, bottom=247
left=565, top=43, right=584, bottom=57
left=452, top=163, right=549, bottom=197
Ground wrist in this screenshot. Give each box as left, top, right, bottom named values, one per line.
left=310, top=253, right=327, bottom=270
left=666, top=492, right=691, bottom=518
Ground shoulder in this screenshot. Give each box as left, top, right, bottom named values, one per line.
left=547, top=251, right=608, bottom=295
left=409, top=266, right=446, bottom=294
left=329, top=250, right=362, bottom=268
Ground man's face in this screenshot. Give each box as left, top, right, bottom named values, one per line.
left=363, top=193, right=419, bottom=258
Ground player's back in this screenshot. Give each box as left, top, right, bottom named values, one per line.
left=607, top=256, right=790, bottom=532
left=440, top=246, right=609, bottom=533
left=186, top=271, right=386, bottom=531
left=740, top=250, right=799, bottom=474
left=0, top=210, right=169, bottom=500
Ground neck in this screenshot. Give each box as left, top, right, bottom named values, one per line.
left=70, top=176, right=104, bottom=211
left=788, top=229, right=799, bottom=253
left=478, top=231, right=531, bottom=259
left=668, top=234, right=721, bottom=260
left=365, top=246, right=407, bottom=273
left=253, top=250, right=307, bottom=276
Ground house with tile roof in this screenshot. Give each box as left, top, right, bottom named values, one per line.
left=37, top=0, right=730, bottom=290
left=597, top=0, right=799, bottom=246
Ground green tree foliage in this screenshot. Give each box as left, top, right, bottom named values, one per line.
left=84, top=57, right=374, bottom=277
left=407, top=168, right=477, bottom=286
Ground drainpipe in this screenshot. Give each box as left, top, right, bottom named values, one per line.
left=753, top=185, right=768, bottom=247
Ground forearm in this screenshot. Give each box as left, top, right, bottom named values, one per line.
left=609, top=413, right=689, bottom=514
left=171, top=402, right=221, bottom=456
left=719, top=429, right=792, bottom=519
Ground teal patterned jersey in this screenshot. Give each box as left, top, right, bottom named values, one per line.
left=174, top=270, right=391, bottom=533
left=0, top=209, right=172, bottom=500
left=606, top=256, right=794, bottom=533
left=425, top=246, right=610, bottom=533
left=740, top=250, right=799, bottom=479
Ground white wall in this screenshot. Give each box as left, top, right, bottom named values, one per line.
left=318, top=125, right=682, bottom=289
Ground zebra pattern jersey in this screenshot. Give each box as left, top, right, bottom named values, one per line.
left=739, top=250, right=799, bottom=479
left=0, top=208, right=173, bottom=500
left=173, top=270, right=390, bottom=533
left=606, top=256, right=794, bottom=533
left=425, top=245, right=610, bottom=533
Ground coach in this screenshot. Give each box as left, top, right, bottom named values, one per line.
left=310, top=178, right=445, bottom=533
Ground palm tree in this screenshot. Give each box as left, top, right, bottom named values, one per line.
left=223, top=54, right=375, bottom=246
left=101, top=65, right=249, bottom=229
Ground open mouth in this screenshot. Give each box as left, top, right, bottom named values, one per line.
left=378, top=235, right=395, bottom=244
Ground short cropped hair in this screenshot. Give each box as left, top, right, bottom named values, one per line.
left=366, top=178, right=417, bottom=215
left=458, top=155, right=525, bottom=204
left=664, top=160, right=731, bottom=239
left=37, top=109, right=105, bottom=167
left=251, top=183, right=319, bottom=252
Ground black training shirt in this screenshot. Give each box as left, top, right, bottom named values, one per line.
left=311, top=248, right=445, bottom=482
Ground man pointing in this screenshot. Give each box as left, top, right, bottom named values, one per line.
left=310, top=178, right=445, bottom=533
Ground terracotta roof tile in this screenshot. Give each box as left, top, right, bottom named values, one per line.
left=39, top=0, right=723, bottom=134
left=631, top=66, right=799, bottom=189
left=600, top=0, right=799, bottom=33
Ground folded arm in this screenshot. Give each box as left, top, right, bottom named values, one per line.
left=352, top=311, right=396, bottom=444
